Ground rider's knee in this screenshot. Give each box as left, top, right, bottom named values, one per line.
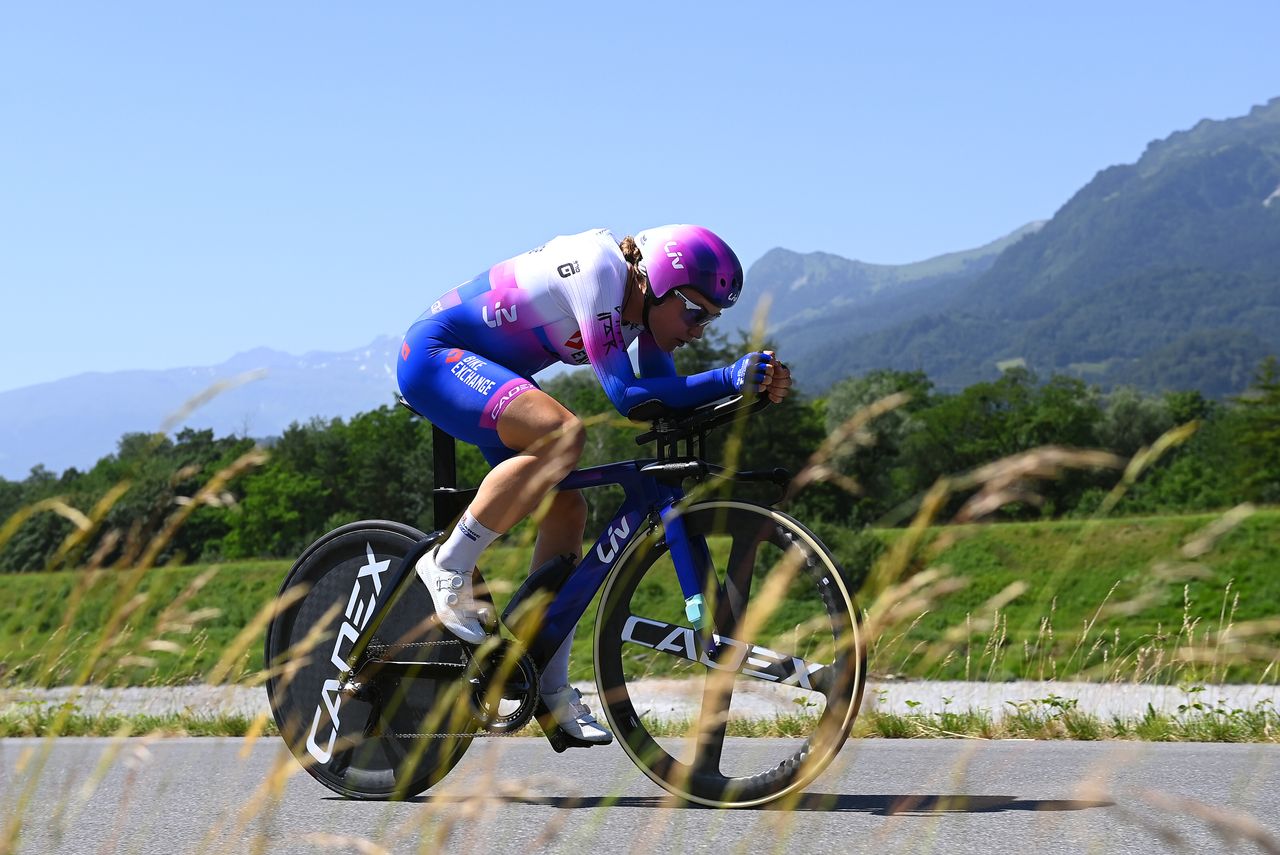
left=561, top=416, right=586, bottom=458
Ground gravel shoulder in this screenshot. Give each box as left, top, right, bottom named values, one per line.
left=4, top=679, right=1278, bottom=721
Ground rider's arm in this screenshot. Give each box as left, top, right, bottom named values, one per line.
left=632, top=330, right=776, bottom=406
left=586, top=321, right=739, bottom=414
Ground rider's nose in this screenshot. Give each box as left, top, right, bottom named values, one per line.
left=690, top=324, right=705, bottom=339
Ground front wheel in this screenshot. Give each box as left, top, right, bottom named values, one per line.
left=594, top=501, right=866, bottom=808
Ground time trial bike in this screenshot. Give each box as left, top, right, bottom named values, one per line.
left=264, top=394, right=866, bottom=808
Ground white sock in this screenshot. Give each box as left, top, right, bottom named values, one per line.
left=540, top=631, right=574, bottom=695
left=436, top=511, right=501, bottom=572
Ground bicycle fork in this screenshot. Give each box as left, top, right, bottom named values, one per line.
left=659, top=499, right=717, bottom=633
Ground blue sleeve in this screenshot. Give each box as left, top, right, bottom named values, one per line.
left=637, top=331, right=676, bottom=378
left=591, top=330, right=736, bottom=416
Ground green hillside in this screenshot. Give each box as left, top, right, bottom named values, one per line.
left=2, top=509, right=1275, bottom=688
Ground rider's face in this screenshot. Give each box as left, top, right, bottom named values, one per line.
left=650, top=289, right=718, bottom=352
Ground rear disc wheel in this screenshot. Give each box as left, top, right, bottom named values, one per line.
left=264, top=520, right=477, bottom=800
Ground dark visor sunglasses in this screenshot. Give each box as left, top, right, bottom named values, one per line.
left=672, top=288, right=721, bottom=327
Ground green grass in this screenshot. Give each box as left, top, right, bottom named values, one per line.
left=0, top=559, right=291, bottom=686
left=0, top=509, right=1277, bottom=688
left=868, top=508, right=1280, bottom=684
left=3, top=703, right=1276, bottom=742
left=0, top=705, right=275, bottom=738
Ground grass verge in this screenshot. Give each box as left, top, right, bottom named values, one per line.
left=4, top=704, right=1277, bottom=742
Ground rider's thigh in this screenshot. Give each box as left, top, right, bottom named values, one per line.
left=496, top=390, right=586, bottom=459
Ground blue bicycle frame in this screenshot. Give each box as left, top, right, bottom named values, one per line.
left=519, top=459, right=714, bottom=663
left=340, top=454, right=715, bottom=679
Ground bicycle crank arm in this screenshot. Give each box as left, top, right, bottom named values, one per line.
left=620, top=615, right=835, bottom=694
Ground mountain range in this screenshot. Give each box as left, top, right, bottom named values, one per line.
left=739, top=97, right=1280, bottom=393
left=0, top=341, right=403, bottom=480
left=3, top=97, right=1278, bottom=480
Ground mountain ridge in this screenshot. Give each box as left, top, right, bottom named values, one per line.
left=743, top=97, right=1280, bottom=393
left=0, top=336, right=403, bottom=480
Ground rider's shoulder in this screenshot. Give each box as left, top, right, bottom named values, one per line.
left=526, top=229, right=627, bottom=279
left=545, top=228, right=621, bottom=254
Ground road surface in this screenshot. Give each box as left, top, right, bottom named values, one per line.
left=3, top=737, right=1278, bottom=854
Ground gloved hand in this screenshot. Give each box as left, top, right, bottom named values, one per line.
left=723, top=351, right=773, bottom=393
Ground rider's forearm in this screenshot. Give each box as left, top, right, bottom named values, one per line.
left=598, top=368, right=736, bottom=415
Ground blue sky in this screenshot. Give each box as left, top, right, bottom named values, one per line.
left=2, top=2, right=1277, bottom=393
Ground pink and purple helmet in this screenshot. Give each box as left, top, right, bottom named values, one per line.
left=634, top=224, right=744, bottom=309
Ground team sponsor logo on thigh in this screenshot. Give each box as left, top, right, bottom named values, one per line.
left=484, top=380, right=536, bottom=427
left=449, top=355, right=499, bottom=396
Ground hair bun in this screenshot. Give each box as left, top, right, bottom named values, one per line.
left=618, top=235, right=643, bottom=265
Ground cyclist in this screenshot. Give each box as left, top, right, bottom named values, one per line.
left=396, top=225, right=791, bottom=744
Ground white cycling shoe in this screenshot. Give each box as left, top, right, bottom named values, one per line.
left=541, top=685, right=613, bottom=745
left=415, top=548, right=488, bottom=645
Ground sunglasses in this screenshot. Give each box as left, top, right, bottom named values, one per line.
left=672, top=289, right=721, bottom=328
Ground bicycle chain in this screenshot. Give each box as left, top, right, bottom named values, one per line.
left=365, top=638, right=467, bottom=658
left=364, top=637, right=540, bottom=740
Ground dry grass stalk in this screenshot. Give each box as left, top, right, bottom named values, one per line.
left=787, top=391, right=912, bottom=498
left=158, top=368, right=267, bottom=434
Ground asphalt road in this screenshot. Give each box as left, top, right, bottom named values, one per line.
left=3, top=737, right=1279, bottom=855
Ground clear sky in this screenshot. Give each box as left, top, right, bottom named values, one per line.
left=2, top=2, right=1276, bottom=393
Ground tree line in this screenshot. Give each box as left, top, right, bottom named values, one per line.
left=1, top=333, right=1276, bottom=573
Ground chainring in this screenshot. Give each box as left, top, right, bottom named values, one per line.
left=467, top=638, right=540, bottom=734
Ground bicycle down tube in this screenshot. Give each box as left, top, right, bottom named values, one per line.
left=506, top=459, right=698, bottom=665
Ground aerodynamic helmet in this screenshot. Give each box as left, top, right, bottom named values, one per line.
left=634, top=224, right=744, bottom=309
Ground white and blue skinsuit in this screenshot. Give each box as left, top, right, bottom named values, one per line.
left=397, top=229, right=741, bottom=463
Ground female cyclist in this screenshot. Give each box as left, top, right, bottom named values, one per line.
left=396, top=225, right=791, bottom=744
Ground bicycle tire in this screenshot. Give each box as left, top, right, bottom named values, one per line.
left=264, top=520, right=476, bottom=800
left=594, top=500, right=865, bottom=807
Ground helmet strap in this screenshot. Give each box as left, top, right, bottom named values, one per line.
left=641, top=289, right=660, bottom=332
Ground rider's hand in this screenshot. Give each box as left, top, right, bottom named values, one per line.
left=723, top=351, right=773, bottom=394
left=759, top=352, right=792, bottom=404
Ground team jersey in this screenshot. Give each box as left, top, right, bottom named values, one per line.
left=404, top=228, right=736, bottom=416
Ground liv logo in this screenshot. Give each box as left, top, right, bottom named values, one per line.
left=595, top=516, right=632, bottom=563
left=664, top=241, right=684, bottom=270
left=483, top=301, right=518, bottom=328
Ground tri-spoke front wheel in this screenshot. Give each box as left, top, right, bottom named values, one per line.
left=594, top=501, right=865, bottom=807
